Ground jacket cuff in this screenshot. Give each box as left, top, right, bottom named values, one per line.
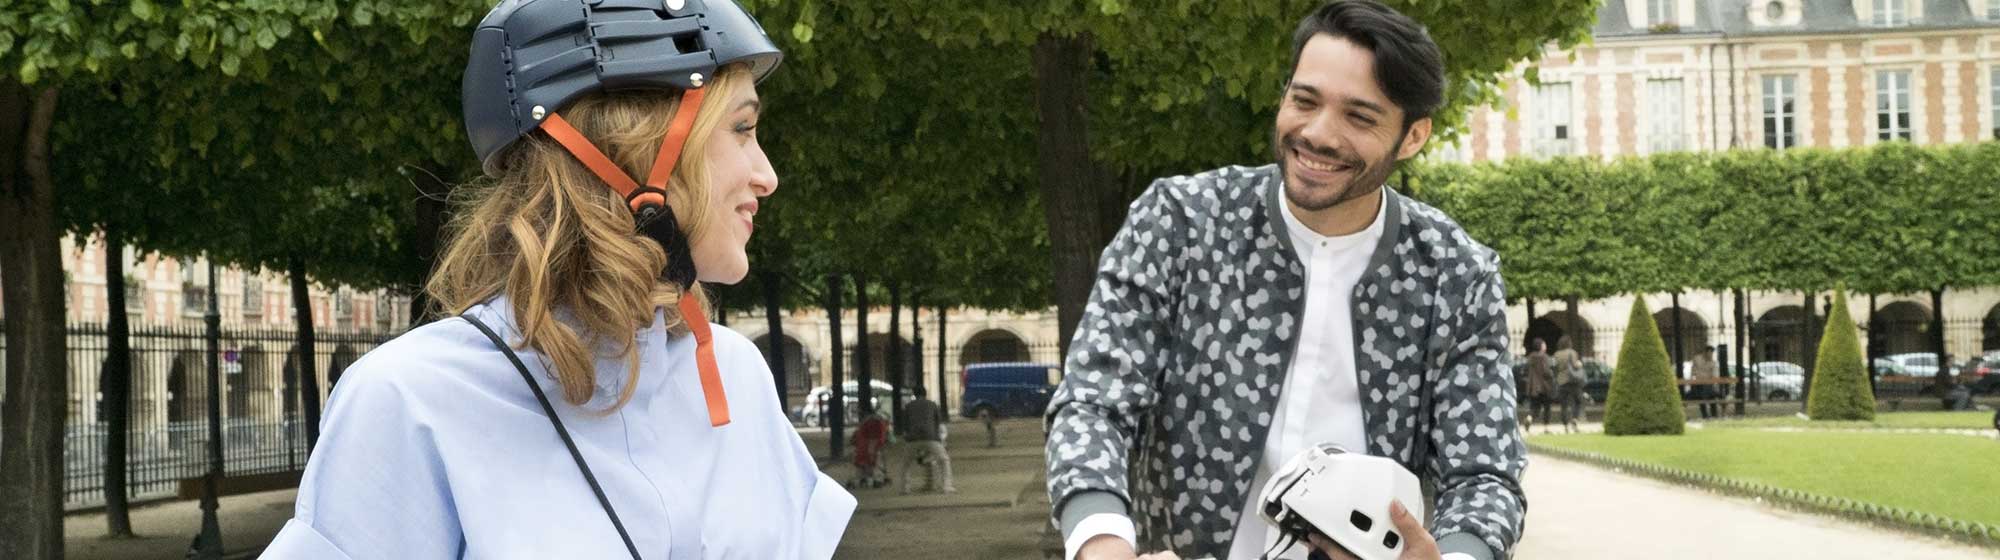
left=1437, top=532, right=1496, bottom=560
left=1057, top=490, right=1130, bottom=539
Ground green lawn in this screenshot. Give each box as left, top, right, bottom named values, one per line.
left=1531, top=429, right=2000, bottom=527
left=1707, top=410, right=1996, bottom=431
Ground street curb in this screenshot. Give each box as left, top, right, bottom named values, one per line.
left=1528, top=443, right=2000, bottom=550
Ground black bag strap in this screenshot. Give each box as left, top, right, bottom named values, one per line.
left=461, top=314, right=642, bottom=560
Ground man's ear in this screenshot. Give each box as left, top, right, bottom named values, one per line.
left=1395, top=117, right=1433, bottom=161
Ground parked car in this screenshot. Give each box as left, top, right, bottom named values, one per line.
left=1747, top=361, right=1805, bottom=401
left=797, top=380, right=903, bottom=428
left=1880, top=352, right=1960, bottom=378
left=959, top=362, right=1059, bottom=420
left=1870, top=357, right=1911, bottom=377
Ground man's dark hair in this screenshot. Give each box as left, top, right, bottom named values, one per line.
left=1289, top=0, right=1446, bottom=124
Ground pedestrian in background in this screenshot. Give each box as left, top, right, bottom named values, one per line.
left=1524, top=339, right=1554, bottom=433
left=897, top=388, right=957, bottom=494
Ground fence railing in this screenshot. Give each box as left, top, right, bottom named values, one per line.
left=0, top=319, right=398, bottom=510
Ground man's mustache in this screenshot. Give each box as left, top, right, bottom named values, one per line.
left=1283, top=135, right=1364, bottom=170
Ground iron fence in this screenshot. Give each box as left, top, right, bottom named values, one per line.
left=1, top=319, right=397, bottom=510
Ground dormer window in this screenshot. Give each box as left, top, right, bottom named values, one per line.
left=1871, top=0, right=1907, bottom=26
left=1648, top=0, right=1677, bottom=25
left=1765, top=1, right=1784, bottom=20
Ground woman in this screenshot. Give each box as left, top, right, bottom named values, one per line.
left=265, top=1, right=853, bottom=558
left=1553, top=336, right=1585, bottom=433
left=1523, top=339, right=1553, bottom=433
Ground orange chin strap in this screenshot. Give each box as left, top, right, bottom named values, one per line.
left=539, top=88, right=730, bottom=427
left=678, top=296, right=731, bottom=427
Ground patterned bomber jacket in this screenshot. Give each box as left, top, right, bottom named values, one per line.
left=1045, top=164, right=1527, bottom=559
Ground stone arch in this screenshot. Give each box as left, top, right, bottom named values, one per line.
left=92, top=351, right=149, bottom=426
left=1983, top=303, right=2000, bottom=354
left=848, top=333, right=919, bottom=387
left=165, top=350, right=206, bottom=450
left=959, top=328, right=1031, bottom=367
left=752, top=333, right=816, bottom=395
left=1872, top=301, right=1933, bottom=356
left=1527, top=311, right=1596, bottom=357
left=1652, top=307, right=1710, bottom=366
left=232, top=344, right=283, bottom=424
left=328, top=343, right=360, bottom=397
left=1752, top=305, right=1815, bottom=365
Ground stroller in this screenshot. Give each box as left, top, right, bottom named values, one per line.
left=847, top=407, right=892, bottom=489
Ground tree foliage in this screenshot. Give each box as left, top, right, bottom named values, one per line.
left=1411, top=142, right=2000, bottom=301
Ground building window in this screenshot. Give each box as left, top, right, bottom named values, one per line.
left=1762, top=75, right=1799, bottom=149
left=1871, top=0, right=1907, bottom=26
left=375, top=294, right=396, bottom=330
left=1875, top=70, right=1912, bottom=141
left=1646, top=79, right=1685, bottom=152
left=1648, top=0, right=1676, bottom=25
left=1531, top=83, right=1573, bottom=156
left=334, top=291, right=353, bottom=317
left=1990, top=66, right=1999, bottom=140
left=1765, top=1, right=1785, bottom=20
left=241, top=273, right=263, bottom=317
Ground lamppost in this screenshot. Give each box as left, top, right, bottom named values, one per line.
left=192, top=258, right=225, bottom=559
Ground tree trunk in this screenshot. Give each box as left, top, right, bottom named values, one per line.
left=1733, top=289, right=1748, bottom=415
left=853, top=273, right=872, bottom=416
left=1033, top=31, right=1105, bottom=366
left=936, top=304, right=949, bottom=418
left=405, top=163, right=452, bottom=328
left=887, top=281, right=903, bottom=429
left=289, top=257, right=322, bottom=451
left=1931, top=287, right=1951, bottom=393
left=103, top=229, right=134, bottom=536
left=824, top=274, right=846, bottom=459
left=0, top=82, right=66, bottom=560
left=762, top=270, right=787, bottom=410
left=1670, top=292, right=1686, bottom=370
left=1801, top=292, right=1818, bottom=405
left=1866, top=293, right=1879, bottom=395
left=909, top=291, right=923, bottom=405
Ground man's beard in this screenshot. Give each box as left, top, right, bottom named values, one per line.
left=1273, top=127, right=1407, bottom=212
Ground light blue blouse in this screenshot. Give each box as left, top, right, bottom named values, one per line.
left=263, top=298, right=853, bottom=559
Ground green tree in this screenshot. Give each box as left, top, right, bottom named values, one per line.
left=1807, top=290, right=1874, bottom=421
left=1604, top=297, right=1685, bottom=436
left=2, top=1, right=484, bottom=554
left=778, top=0, right=1605, bottom=353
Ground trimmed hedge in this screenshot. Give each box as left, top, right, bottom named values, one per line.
left=1808, top=290, right=1876, bottom=421
left=1604, top=297, right=1686, bottom=435
left=1409, top=142, right=2000, bottom=300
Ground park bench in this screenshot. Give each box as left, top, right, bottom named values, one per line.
left=1678, top=377, right=1737, bottom=416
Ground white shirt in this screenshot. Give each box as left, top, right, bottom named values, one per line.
left=1225, top=192, right=1384, bottom=560
left=265, top=297, right=854, bottom=559
left=1066, top=192, right=1387, bottom=560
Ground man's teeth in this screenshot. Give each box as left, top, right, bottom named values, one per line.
left=1297, top=153, right=1344, bottom=173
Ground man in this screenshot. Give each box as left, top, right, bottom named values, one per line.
left=1690, top=346, right=1720, bottom=419
left=1044, top=2, right=1526, bottom=560
left=898, top=388, right=957, bottom=494
left=1523, top=340, right=1553, bottom=433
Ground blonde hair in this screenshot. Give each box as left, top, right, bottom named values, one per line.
left=429, top=65, right=753, bottom=411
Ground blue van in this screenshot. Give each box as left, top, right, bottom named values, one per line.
left=959, top=362, right=1059, bottom=419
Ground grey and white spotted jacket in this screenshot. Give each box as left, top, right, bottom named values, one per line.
left=1045, top=164, right=1526, bottom=559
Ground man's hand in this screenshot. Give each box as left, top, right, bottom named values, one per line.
left=1304, top=501, right=1440, bottom=560
left=1076, top=534, right=1182, bottom=560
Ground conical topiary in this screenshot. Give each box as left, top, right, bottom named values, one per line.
left=1604, top=297, right=1686, bottom=435
left=1807, top=290, right=1875, bottom=420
